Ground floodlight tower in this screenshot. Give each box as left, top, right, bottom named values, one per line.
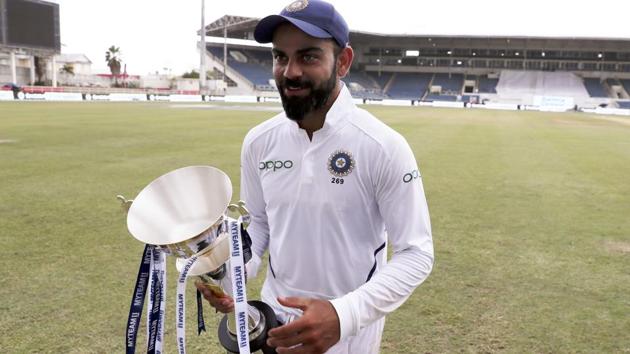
left=199, top=0, right=207, bottom=95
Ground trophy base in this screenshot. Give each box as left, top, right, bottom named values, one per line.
left=219, top=300, right=279, bottom=354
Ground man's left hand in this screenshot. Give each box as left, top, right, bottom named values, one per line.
left=266, top=296, right=341, bottom=353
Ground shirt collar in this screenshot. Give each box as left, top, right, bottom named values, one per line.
left=284, top=82, right=355, bottom=137
left=321, top=82, right=354, bottom=131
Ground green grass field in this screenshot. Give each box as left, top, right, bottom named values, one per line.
left=1, top=101, right=629, bottom=353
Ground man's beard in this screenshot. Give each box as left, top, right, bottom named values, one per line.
left=276, top=68, right=337, bottom=121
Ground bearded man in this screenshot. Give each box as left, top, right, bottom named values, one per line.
left=197, top=1, right=434, bottom=353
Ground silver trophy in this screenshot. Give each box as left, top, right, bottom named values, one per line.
left=122, top=166, right=278, bottom=353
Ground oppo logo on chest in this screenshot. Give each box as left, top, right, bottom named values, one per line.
left=259, top=160, right=294, bottom=171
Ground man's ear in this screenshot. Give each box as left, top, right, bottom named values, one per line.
left=336, top=46, right=354, bottom=78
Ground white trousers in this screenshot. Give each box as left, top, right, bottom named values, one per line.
left=326, top=317, right=385, bottom=354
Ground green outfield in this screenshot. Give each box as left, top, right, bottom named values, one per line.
left=1, top=101, right=629, bottom=353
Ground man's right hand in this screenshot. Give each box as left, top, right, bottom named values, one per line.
left=195, top=280, right=234, bottom=313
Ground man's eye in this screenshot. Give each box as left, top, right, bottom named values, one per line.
left=303, top=55, right=316, bottom=63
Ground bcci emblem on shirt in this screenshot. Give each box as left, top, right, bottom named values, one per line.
left=328, top=150, right=355, bottom=177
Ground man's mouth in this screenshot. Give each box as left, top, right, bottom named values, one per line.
left=284, top=85, right=309, bottom=96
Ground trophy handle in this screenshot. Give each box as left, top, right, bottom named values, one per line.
left=116, top=195, right=133, bottom=214
left=227, top=200, right=250, bottom=229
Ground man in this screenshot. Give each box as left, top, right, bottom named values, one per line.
left=7, top=83, right=21, bottom=100
left=197, top=1, right=434, bottom=353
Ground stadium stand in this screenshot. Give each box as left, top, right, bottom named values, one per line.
left=207, top=46, right=225, bottom=59
left=207, top=46, right=273, bottom=89
left=432, top=73, right=464, bottom=95
left=367, top=72, right=393, bottom=91
left=228, top=61, right=271, bottom=87
left=478, top=75, right=499, bottom=93
left=343, top=71, right=379, bottom=90
left=583, top=78, right=609, bottom=98
left=244, top=49, right=272, bottom=65
left=386, top=73, right=432, bottom=100
left=342, top=71, right=385, bottom=99
left=198, top=17, right=630, bottom=109
left=606, top=78, right=620, bottom=87
left=496, top=70, right=590, bottom=99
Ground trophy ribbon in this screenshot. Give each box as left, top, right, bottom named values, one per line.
left=146, top=247, right=166, bottom=354
left=125, top=245, right=167, bottom=354
left=196, top=289, right=206, bottom=335
left=125, top=245, right=151, bottom=354
left=176, top=254, right=199, bottom=354
left=175, top=217, right=251, bottom=354
left=228, top=216, right=251, bottom=354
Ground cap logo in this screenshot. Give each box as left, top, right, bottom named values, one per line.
left=285, top=0, right=309, bottom=12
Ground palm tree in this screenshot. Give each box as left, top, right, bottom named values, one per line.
left=105, top=45, right=122, bottom=76
left=34, top=56, right=46, bottom=84
left=60, top=63, right=74, bottom=75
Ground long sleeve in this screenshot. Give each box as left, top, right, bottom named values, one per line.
left=330, top=135, right=434, bottom=339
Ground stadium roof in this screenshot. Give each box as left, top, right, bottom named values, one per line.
left=200, top=15, right=259, bottom=36
left=201, top=15, right=630, bottom=52
left=55, top=53, right=92, bottom=64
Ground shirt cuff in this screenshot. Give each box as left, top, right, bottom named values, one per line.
left=329, top=295, right=357, bottom=341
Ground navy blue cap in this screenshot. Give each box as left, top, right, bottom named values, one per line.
left=254, top=0, right=349, bottom=48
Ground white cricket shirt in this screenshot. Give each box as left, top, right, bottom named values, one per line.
left=240, top=85, right=434, bottom=340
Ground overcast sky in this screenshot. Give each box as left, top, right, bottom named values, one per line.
left=50, top=0, right=630, bottom=75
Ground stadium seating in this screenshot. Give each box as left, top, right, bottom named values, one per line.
left=621, top=79, right=630, bottom=95
left=386, top=73, right=432, bottom=100
left=583, top=78, right=609, bottom=98
left=228, top=61, right=272, bottom=87
left=207, top=46, right=273, bottom=89
left=244, top=49, right=272, bottom=65
left=366, top=72, right=393, bottom=91
left=478, top=75, right=499, bottom=93
left=342, top=71, right=386, bottom=99
left=207, top=46, right=225, bottom=59
left=432, top=73, right=464, bottom=95
left=343, top=71, right=380, bottom=90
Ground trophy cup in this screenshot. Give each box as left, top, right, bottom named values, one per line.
left=122, top=165, right=278, bottom=354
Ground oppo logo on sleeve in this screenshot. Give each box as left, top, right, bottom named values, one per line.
left=403, top=169, right=421, bottom=183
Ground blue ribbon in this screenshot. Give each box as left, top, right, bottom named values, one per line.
left=196, top=289, right=206, bottom=335
left=125, top=245, right=152, bottom=354
left=147, top=268, right=162, bottom=354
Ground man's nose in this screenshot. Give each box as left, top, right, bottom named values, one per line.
left=283, top=58, right=302, bottom=80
